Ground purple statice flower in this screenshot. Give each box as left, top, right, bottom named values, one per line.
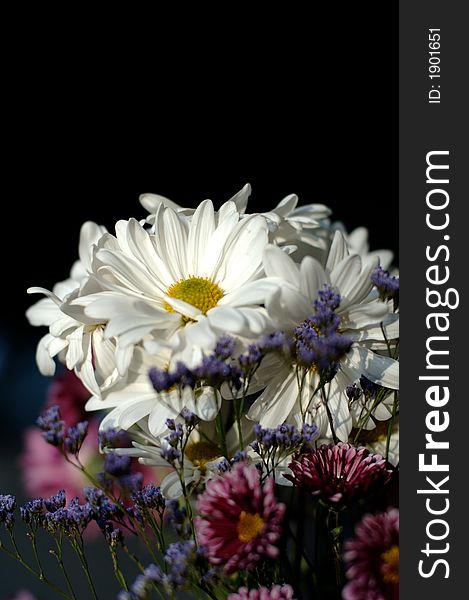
left=118, top=563, right=165, bottom=600
left=181, top=407, right=198, bottom=428
left=164, top=540, right=196, bottom=588
left=149, top=361, right=195, bottom=393
left=195, top=463, right=285, bottom=575
left=161, top=444, right=182, bottom=465
left=116, top=472, right=143, bottom=495
left=259, top=331, right=290, bottom=353
left=103, top=522, right=124, bottom=549
left=164, top=422, right=184, bottom=447
left=165, top=417, right=178, bottom=432
left=313, top=283, right=341, bottom=312
left=63, top=420, right=88, bottom=454
left=45, top=495, right=92, bottom=535
left=83, top=487, right=123, bottom=526
left=100, top=453, right=143, bottom=494
left=359, top=375, right=382, bottom=398
left=286, top=443, right=392, bottom=506
left=65, top=497, right=93, bottom=529
left=0, top=495, right=17, bottom=529
left=44, top=489, right=66, bottom=512
left=99, top=427, right=130, bottom=450
left=295, top=320, right=352, bottom=374
left=216, top=450, right=249, bottom=474
left=149, top=336, right=242, bottom=394
left=148, top=367, right=174, bottom=393
left=239, top=344, right=263, bottom=371
left=343, top=508, right=399, bottom=600
left=166, top=500, right=191, bottom=539
left=104, top=454, right=132, bottom=477
left=214, top=335, right=237, bottom=360
left=371, top=266, right=399, bottom=309
left=228, top=585, right=295, bottom=600
left=193, top=354, right=241, bottom=390
left=36, top=405, right=65, bottom=447
left=20, top=498, right=44, bottom=525
left=252, top=423, right=318, bottom=452
left=291, top=284, right=353, bottom=380
left=239, top=332, right=291, bottom=374
left=346, top=383, right=362, bottom=402
left=132, top=484, right=165, bottom=513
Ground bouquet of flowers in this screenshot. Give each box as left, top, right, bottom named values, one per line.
left=0, top=185, right=399, bottom=599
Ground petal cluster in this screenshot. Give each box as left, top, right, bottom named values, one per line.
left=286, top=443, right=392, bottom=505
left=195, top=462, right=285, bottom=574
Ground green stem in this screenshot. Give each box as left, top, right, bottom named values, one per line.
left=234, top=397, right=245, bottom=451
left=321, top=386, right=339, bottom=444
left=385, top=392, right=399, bottom=463
left=121, top=543, right=146, bottom=572
left=180, top=478, right=198, bottom=547
left=0, top=537, right=72, bottom=600
left=215, top=412, right=228, bottom=458
left=70, top=538, right=99, bottom=600
left=27, top=526, right=44, bottom=580
left=109, top=548, right=128, bottom=591
left=380, top=321, right=393, bottom=357
left=121, top=544, right=166, bottom=600
left=135, top=521, right=162, bottom=566
left=53, top=534, right=78, bottom=600
left=327, top=508, right=344, bottom=597
left=148, top=512, right=166, bottom=554
left=352, top=388, right=389, bottom=444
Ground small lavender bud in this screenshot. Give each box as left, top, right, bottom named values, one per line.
left=36, top=406, right=65, bottom=447
left=64, top=421, right=88, bottom=454
left=104, top=454, right=132, bottom=477
left=44, top=490, right=66, bottom=512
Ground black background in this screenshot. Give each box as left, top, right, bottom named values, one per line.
left=4, top=8, right=398, bottom=329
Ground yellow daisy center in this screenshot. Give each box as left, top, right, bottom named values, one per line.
left=237, top=511, right=265, bottom=543
left=184, top=441, right=221, bottom=474
left=164, top=276, right=224, bottom=315
left=352, top=419, right=390, bottom=444
left=381, top=545, right=399, bottom=584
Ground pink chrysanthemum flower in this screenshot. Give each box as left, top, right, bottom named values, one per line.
left=195, top=462, right=285, bottom=574
left=46, top=369, right=91, bottom=426
left=20, top=421, right=99, bottom=502
left=9, top=592, right=37, bottom=600
left=228, top=584, right=295, bottom=600
left=342, top=508, right=399, bottom=600
left=286, top=442, right=391, bottom=505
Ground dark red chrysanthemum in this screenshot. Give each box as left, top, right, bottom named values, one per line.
left=342, top=508, right=399, bottom=600
left=286, top=442, right=391, bottom=505
left=195, top=462, right=285, bottom=574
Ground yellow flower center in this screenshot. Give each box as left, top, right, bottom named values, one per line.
left=352, top=419, right=390, bottom=444
left=381, top=545, right=399, bottom=584
left=184, top=441, right=221, bottom=474
left=164, top=276, right=224, bottom=315
left=237, top=511, right=265, bottom=543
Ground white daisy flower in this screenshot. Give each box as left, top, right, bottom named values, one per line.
left=111, top=420, right=242, bottom=499
left=123, top=437, right=224, bottom=500
left=247, top=232, right=399, bottom=442
left=26, top=222, right=118, bottom=396
left=140, top=183, right=331, bottom=253
left=85, top=346, right=221, bottom=438
left=82, top=199, right=279, bottom=369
